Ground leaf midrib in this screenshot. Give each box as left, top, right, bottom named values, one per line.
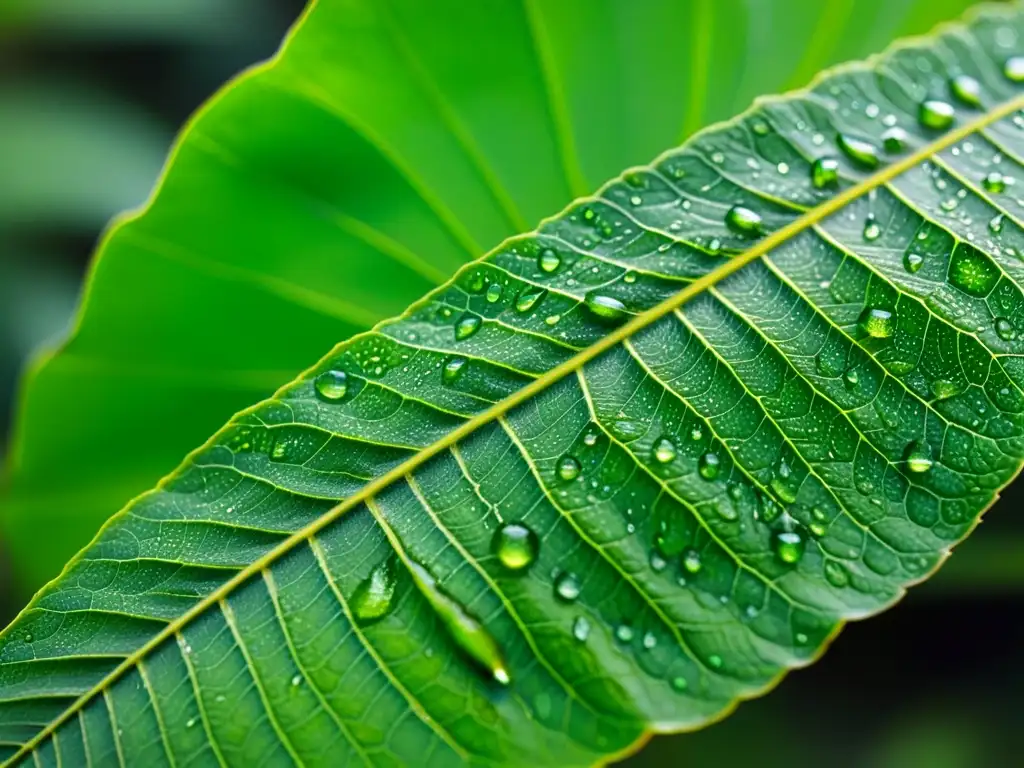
left=10, top=77, right=1024, bottom=768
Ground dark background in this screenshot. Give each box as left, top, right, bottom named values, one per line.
left=1, top=2, right=1021, bottom=765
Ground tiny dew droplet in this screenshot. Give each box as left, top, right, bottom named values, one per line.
left=650, top=552, right=667, bottom=572
left=862, top=214, right=881, bottom=241
left=493, top=523, right=539, bottom=571
left=903, top=252, right=924, bottom=273
left=538, top=248, right=561, bottom=273
left=584, top=291, right=628, bottom=322
left=725, top=204, right=764, bottom=236
left=950, top=74, right=982, bottom=107
left=836, top=134, right=880, bottom=168
left=996, top=317, right=1017, bottom=341
left=554, top=572, right=581, bottom=602
left=314, top=370, right=348, bottom=401
left=812, top=156, right=840, bottom=188
left=881, top=126, right=908, bottom=153
left=485, top=283, right=503, bottom=303
left=642, top=632, right=658, bottom=650
left=572, top=616, right=591, bottom=642
left=557, top=455, right=581, bottom=481
left=983, top=171, right=1006, bottom=193
left=516, top=288, right=545, bottom=313
left=653, top=437, right=677, bottom=464
left=773, top=530, right=805, bottom=564
left=352, top=557, right=398, bottom=622
left=442, top=356, right=467, bottom=384
left=455, top=313, right=481, bottom=341
left=681, top=548, right=703, bottom=574
left=615, top=624, right=635, bottom=643
left=671, top=676, right=688, bottom=692
left=904, top=440, right=934, bottom=473
left=918, top=99, right=955, bottom=130
left=859, top=307, right=895, bottom=338
left=1004, top=56, right=1024, bottom=82
left=698, top=451, right=721, bottom=480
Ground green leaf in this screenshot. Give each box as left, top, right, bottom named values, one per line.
left=1, top=0, right=981, bottom=599
left=5, top=2, right=1024, bottom=765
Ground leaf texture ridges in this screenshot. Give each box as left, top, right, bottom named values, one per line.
left=6, top=4, right=1024, bottom=766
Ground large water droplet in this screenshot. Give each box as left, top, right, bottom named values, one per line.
left=725, top=204, right=763, bottom=236
left=904, top=440, right=934, bottom=473
left=903, top=252, right=923, bottom=273
left=352, top=557, right=397, bottom=622
left=918, top=99, right=955, bottom=130
left=584, top=292, right=628, bottom=322
left=996, top=317, right=1017, bottom=341
left=837, top=134, right=880, bottom=168
left=442, top=356, right=467, bottom=384
left=554, top=572, right=581, bottom=602
left=950, top=74, right=982, bottom=107
left=773, top=530, right=805, bottom=564
left=314, top=369, right=348, bottom=401
left=812, top=157, right=840, bottom=188
left=681, top=548, right=703, bottom=574
left=859, top=307, right=895, bottom=339
left=407, top=561, right=510, bottom=686
left=516, top=289, right=545, bottom=313
left=881, top=127, right=908, bottom=153
left=455, top=313, right=482, bottom=340
left=493, top=523, right=539, bottom=571
left=1005, top=56, right=1024, bottom=82
left=653, top=437, right=677, bottom=464
left=557, top=455, right=581, bottom=481
left=486, top=283, right=503, bottom=303
left=698, top=452, right=721, bottom=480
left=538, top=248, right=561, bottom=273
left=949, top=249, right=998, bottom=297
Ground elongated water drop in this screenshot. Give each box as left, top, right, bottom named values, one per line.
left=1005, top=56, right=1024, bottom=82
left=881, top=127, right=908, bottom=153
left=824, top=560, right=849, bottom=588
left=903, top=252, right=923, bottom=273
left=996, top=317, right=1017, bottom=341
left=950, top=74, right=982, bottom=107
left=407, top=561, right=510, bottom=685
left=314, top=369, right=348, bottom=401
left=681, top=548, right=702, bottom=574
left=485, top=283, right=503, bottom=303
left=773, top=530, right=805, bottom=564
left=837, top=134, right=880, bottom=168
left=859, top=307, right=895, bottom=338
left=554, top=572, right=581, bottom=602
left=572, top=616, right=591, bottom=642
left=812, top=156, right=840, bottom=188
left=455, top=313, right=481, bottom=341
left=538, top=248, right=561, bottom=273
left=990, top=214, right=1005, bottom=235
left=725, top=204, right=763, bottom=236
left=442, top=356, right=467, bottom=384
left=557, top=455, right=581, bottom=481
left=653, top=437, right=677, bottom=464
left=770, top=459, right=798, bottom=504
left=352, top=557, right=397, bottom=622
left=698, top=452, right=720, bottom=480
left=515, top=289, right=545, bottom=313
left=493, top=523, right=538, bottom=571
left=904, top=440, right=933, bottom=473
left=983, top=171, right=1006, bottom=193
left=919, top=99, right=955, bottom=130
left=584, top=291, right=628, bottom=322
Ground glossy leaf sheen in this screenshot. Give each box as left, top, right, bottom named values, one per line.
left=6, top=3, right=1024, bottom=768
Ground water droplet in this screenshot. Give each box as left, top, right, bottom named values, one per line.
left=493, top=523, right=539, bottom=571
left=407, top=561, right=510, bottom=686
left=859, top=307, right=895, bottom=339
left=615, top=624, right=635, bottom=643
left=773, top=530, right=805, bottom=564
left=919, top=99, right=955, bottom=130
left=642, top=632, right=657, bottom=650
left=862, top=214, right=881, bottom=241
left=837, top=134, right=880, bottom=168
left=554, top=572, right=581, bottom=602
left=708, top=654, right=723, bottom=669
left=671, top=676, right=688, bottom=692
left=770, top=459, right=798, bottom=504
left=996, top=317, right=1017, bottom=341
left=583, top=432, right=598, bottom=447
left=485, top=282, right=503, bottom=303
left=881, top=127, right=908, bottom=153
left=572, top=616, right=591, bottom=642
left=690, top=426, right=703, bottom=441
left=777, top=162, right=790, bottom=175
left=557, top=455, right=581, bottom=481
left=824, top=560, right=849, bottom=588
left=516, top=289, right=545, bottom=313
left=983, top=172, right=1006, bottom=194
left=455, top=313, right=481, bottom=341
left=653, top=437, right=677, bottom=464
left=584, top=291, right=628, bottom=322
left=725, top=204, right=764, bottom=236
left=538, top=248, right=561, bottom=273
left=1005, top=56, right=1024, bottom=82
left=752, top=119, right=770, bottom=136
left=442, top=356, right=467, bottom=384
left=650, top=552, right=667, bottom=572
left=698, top=452, right=721, bottom=480
left=352, top=557, right=397, bottom=622
left=989, top=214, right=1005, bottom=234
left=949, top=248, right=998, bottom=297
left=681, top=548, right=702, bottom=574
left=931, top=379, right=963, bottom=400
left=903, top=252, right=924, bottom=273
left=314, top=370, right=348, bottom=401
left=904, top=440, right=933, bottom=473
left=812, top=157, right=840, bottom=188
left=186, top=717, right=198, bottom=729
left=950, top=74, right=982, bottom=107
left=291, top=674, right=303, bottom=687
